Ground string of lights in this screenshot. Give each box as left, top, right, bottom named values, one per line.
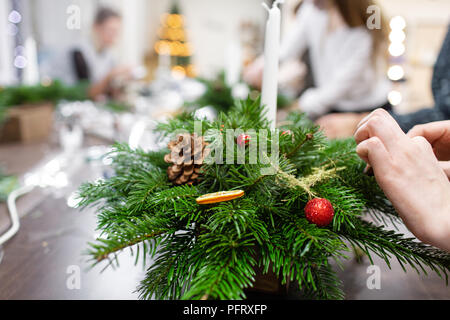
left=387, top=15, right=407, bottom=107
left=8, top=0, right=25, bottom=81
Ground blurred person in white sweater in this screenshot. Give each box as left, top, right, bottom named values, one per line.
left=244, top=0, right=391, bottom=119
left=45, top=7, right=133, bottom=101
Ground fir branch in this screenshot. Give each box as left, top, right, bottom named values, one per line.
left=138, top=232, right=197, bottom=299
left=90, top=230, right=165, bottom=264
left=303, top=263, right=345, bottom=300
left=85, top=209, right=178, bottom=268
left=285, top=132, right=314, bottom=158
left=205, top=199, right=269, bottom=245
left=339, top=219, right=450, bottom=283
left=182, top=234, right=257, bottom=300
left=314, top=182, right=366, bottom=231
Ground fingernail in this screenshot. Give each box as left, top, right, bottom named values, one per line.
left=357, top=112, right=374, bottom=129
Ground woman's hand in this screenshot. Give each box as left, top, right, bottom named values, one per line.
left=108, top=65, right=133, bottom=82
left=88, top=65, right=132, bottom=100
left=354, top=109, right=450, bottom=251
left=243, top=56, right=264, bottom=89
left=316, top=113, right=367, bottom=139
left=407, top=121, right=450, bottom=179
left=407, top=120, right=450, bottom=160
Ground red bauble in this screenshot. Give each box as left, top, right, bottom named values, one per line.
left=237, top=133, right=251, bottom=147
left=304, top=198, right=334, bottom=227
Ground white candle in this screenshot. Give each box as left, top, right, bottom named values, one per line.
left=225, top=41, right=242, bottom=87
left=261, top=0, right=283, bottom=130
left=23, top=37, right=40, bottom=85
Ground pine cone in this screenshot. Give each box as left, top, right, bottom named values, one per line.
left=164, top=133, right=209, bottom=185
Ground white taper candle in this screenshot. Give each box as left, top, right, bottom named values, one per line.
left=261, top=0, right=283, bottom=130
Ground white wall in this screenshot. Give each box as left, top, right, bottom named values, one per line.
left=377, top=0, right=450, bottom=25
left=0, top=0, right=16, bottom=85
left=170, top=0, right=264, bottom=77
left=33, top=0, right=96, bottom=49
left=30, top=0, right=265, bottom=78
left=33, top=0, right=147, bottom=66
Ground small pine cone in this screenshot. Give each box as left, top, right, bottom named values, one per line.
left=165, top=133, right=208, bottom=185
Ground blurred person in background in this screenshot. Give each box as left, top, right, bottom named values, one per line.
left=47, top=7, right=132, bottom=100
left=318, top=25, right=450, bottom=138
left=244, top=0, right=391, bottom=119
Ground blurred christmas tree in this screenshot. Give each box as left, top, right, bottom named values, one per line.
left=154, top=0, right=195, bottom=78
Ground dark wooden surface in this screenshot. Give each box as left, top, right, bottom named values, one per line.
left=0, top=137, right=148, bottom=299
left=0, top=196, right=147, bottom=299
left=0, top=140, right=449, bottom=300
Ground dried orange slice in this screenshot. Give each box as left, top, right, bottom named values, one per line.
left=196, top=190, right=244, bottom=205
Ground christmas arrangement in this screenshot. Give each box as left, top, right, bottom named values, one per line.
left=189, top=72, right=236, bottom=114
left=77, top=98, right=450, bottom=300
left=189, top=71, right=292, bottom=114
left=0, top=80, right=129, bottom=125
left=0, top=80, right=88, bottom=106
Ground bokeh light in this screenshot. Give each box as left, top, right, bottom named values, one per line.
left=14, top=55, right=27, bottom=69
left=389, top=43, right=406, bottom=57
left=388, top=90, right=403, bottom=106
left=389, top=30, right=406, bottom=43
left=390, top=16, right=406, bottom=30
left=8, top=10, right=22, bottom=24
left=387, top=65, right=405, bottom=81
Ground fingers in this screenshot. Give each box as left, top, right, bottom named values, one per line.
left=355, top=109, right=394, bottom=131
left=354, top=109, right=406, bottom=152
left=243, top=56, right=264, bottom=87
left=354, top=111, right=399, bottom=177
left=355, top=111, right=375, bottom=130
left=407, top=121, right=450, bottom=140
left=410, top=135, right=434, bottom=153
left=408, top=122, right=450, bottom=146
left=356, top=136, right=391, bottom=173
left=407, top=124, right=427, bottom=139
